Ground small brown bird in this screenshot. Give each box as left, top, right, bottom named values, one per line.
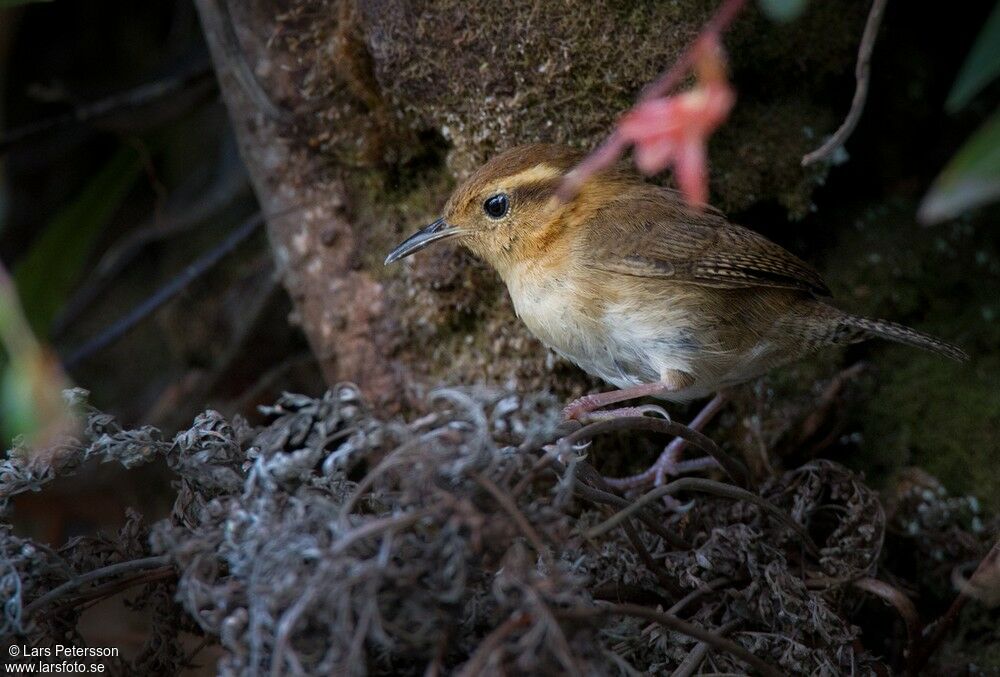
left=385, top=144, right=966, bottom=483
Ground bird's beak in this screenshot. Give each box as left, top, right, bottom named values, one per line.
left=384, top=218, right=464, bottom=265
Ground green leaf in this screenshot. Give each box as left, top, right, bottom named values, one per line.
left=14, top=146, right=142, bottom=333
left=2, top=360, right=39, bottom=441
left=919, top=110, right=1000, bottom=224
left=947, top=1, right=1000, bottom=112
left=758, top=0, right=808, bottom=23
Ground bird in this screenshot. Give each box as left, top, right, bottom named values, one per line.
left=384, top=143, right=966, bottom=487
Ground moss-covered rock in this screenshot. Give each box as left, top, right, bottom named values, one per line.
left=268, top=0, right=872, bottom=405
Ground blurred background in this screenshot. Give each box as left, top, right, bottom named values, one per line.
left=1, top=1, right=323, bottom=659
left=1, top=0, right=323, bottom=522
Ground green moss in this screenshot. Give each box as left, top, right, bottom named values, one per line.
left=861, top=352, right=1000, bottom=508
left=710, top=98, right=834, bottom=217
left=344, top=159, right=455, bottom=277
left=935, top=604, right=1000, bottom=673
left=822, top=201, right=1000, bottom=510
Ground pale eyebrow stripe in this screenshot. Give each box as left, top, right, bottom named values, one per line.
left=501, top=164, right=563, bottom=190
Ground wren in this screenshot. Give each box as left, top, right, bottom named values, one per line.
left=385, top=144, right=966, bottom=486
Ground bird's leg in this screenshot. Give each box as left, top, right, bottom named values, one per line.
left=562, top=370, right=694, bottom=420
left=562, top=382, right=672, bottom=420
left=603, top=392, right=729, bottom=492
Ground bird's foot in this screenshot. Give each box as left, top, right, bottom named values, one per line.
left=577, top=404, right=671, bottom=422
left=602, top=444, right=720, bottom=510
left=562, top=381, right=680, bottom=420
left=603, top=443, right=720, bottom=490
left=562, top=394, right=603, bottom=421
left=599, top=392, right=729, bottom=507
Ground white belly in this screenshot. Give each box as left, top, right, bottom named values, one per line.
left=506, top=273, right=703, bottom=398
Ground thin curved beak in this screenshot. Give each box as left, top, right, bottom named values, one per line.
left=384, top=218, right=464, bottom=265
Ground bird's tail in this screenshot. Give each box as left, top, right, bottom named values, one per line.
left=838, top=314, right=968, bottom=362
left=787, top=302, right=968, bottom=361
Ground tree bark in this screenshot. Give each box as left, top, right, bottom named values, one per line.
left=194, top=0, right=399, bottom=407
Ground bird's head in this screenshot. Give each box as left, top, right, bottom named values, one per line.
left=385, top=144, right=622, bottom=277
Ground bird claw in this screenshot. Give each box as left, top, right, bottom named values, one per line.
left=562, top=395, right=598, bottom=421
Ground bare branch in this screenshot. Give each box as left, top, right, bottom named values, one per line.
left=0, top=65, right=214, bottom=155
left=801, top=0, right=889, bottom=166
left=585, top=477, right=820, bottom=558
left=23, top=555, right=172, bottom=618
left=560, top=603, right=783, bottom=677
left=62, top=213, right=264, bottom=368
left=473, top=471, right=550, bottom=561
left=852, top=577, right=922, bottom=666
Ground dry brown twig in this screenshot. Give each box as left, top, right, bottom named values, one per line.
left=584, top=476, right=821, bottom=558
left=473, top=471, right=550, bottom=562
left=559, top=603, right=783, bottom=677
left=852, top=577, right=922, bottom=668
left=801, top=0, right=889, bottom=165
left=45, top=566, right=176, bottom=617
left=908, top=539, right=1000, bottom=675
left=0, top=388, right=934, bottom=674
left=456, top=612, right=532, bottom=677
left=22, top=555, right=172, bottom=619
left=571, top=460, right=691, bottom=550
left=672, top=618, right=742, bottom=677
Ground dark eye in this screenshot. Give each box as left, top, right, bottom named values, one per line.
left=483, top=193, right=510, bottom=219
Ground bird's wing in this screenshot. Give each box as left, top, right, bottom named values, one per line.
left=587, top=191, right=831, bottom=297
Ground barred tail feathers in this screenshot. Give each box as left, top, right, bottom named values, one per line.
left=840, top=314, right=968, bottom=362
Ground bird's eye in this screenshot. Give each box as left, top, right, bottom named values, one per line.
left=483, top=193, right=510, bottom=219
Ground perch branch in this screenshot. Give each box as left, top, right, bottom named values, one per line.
left=585, top=477, right=820, bottom=557
left=801, top=0, right=889, bottom=165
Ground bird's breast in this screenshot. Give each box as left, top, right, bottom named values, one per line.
left=504, top=268, right=696, bottom=390
left=506, top=272, right=596, bottom=359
